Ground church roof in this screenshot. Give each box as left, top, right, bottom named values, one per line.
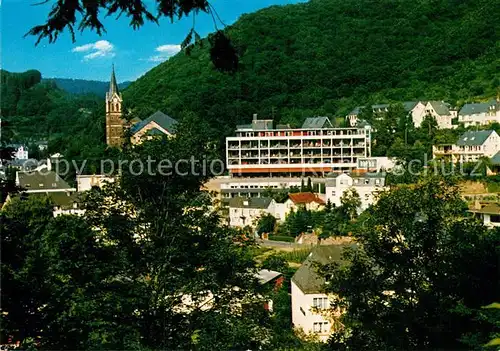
left=109, top=64, right=119, bottom=95
left=130, top=111, right=178, bottom=135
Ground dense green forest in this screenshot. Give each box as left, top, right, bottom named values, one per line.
left=0, top=69, right=108, bottom=164
left=44, top=78, right=131, bottom=95
left=124, top=0, right=499, bottom=137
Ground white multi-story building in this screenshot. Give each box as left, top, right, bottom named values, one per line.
left=457, top=99, right=500, bottom=127
left=325, top=172, right=386, bottom=210
left=226, top=116, right=371, bottom=178
left=433, top=130, right=500, bottom=163
left=291, top=245, right=349, bottom=342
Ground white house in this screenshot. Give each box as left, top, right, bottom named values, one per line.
left=77, top=174, right=116, bottom=192
left=325, top=172, right=386, bottom=210
left=469, top=203, right=500, bottom=229
left=228, top=197, right=276, bottom=227
left=274, top=192, right=326, bottom=221
left=420, top=101, right=456, bottom=129
left=347, top=101, right=427, bottom=128
left=458, top=99, right=500, bottom=127
left=6, top=144, right=29, bottom=160
left=433, top=130, right=500, bottom=163
left=291, top=245, right=350, bottom=342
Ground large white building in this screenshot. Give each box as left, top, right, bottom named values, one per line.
left=433, top=130, right=500, bottom=163
left=457, top=99, right=500, bottom=127
left=291, top=245, right=349, bottom=342
left=325, top=172, right=386, bottom=210
left=226, top=116, right=371, bottom=178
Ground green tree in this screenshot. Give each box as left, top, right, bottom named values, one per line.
left=339, top=187, right=361, bottom=221
left=256, top=213, right=277, bottom=235
left=325, top=177, right=500, bottom=350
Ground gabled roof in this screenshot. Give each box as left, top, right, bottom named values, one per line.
left=491, top=151, right=500, bottom=165
left=469, top=203, right=500, bottom=215
left=457, top=130, right=495, bottom=146
left=348, top=106, right=364, bottom=116
left=428, top=101, right=451, bottom=116
left=227, top=197, right=274, bottom=209
left=402, top=101, right=419, bottom=111
left=292, top=245, right=352, bottom=294
left=288, top=192, right=325, bottom=205
left=301, top=117, right=333, bottom=129
left=459, top=100, right=499, bottom=116
left=130, top=111, right=178, bottom=135
left=257, top=269, right=282, bottom=285
left=17, top=171, right=73, bottom=191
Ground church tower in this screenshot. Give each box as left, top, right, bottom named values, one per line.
left=105, top=65, right=124, bottom=147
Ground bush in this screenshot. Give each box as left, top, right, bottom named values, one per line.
left=268, top=235, right=295, bottom=243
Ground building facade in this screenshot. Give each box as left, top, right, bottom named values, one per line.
left=226, top=116, right=371, bottom=177
left=325, top=172, right=386, bottom=210
left=458, top=99, right=500, bottom=127
left=105, top=65, right=125, bottom=148
left=433, top=130, right=500, bottom=163
left=227, top=197, right=277, bottom=227
left=291, top=245, right=348, bottom=342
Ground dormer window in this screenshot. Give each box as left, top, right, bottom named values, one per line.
left=39, top=183, right=44, bottom=187
left=52, top=183, right=57, bottom=187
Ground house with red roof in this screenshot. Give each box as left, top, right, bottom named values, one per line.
left=274, top=192, right=326, bottom=221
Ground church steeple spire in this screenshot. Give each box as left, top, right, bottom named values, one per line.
left=109, top=64, right=119, bottom=95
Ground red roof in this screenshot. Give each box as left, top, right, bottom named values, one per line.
left=288, top=192, right=326, bottom=205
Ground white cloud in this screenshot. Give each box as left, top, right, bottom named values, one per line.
left=72, top=40, right=115, bottom=60
left=147, top=44, right=181, bottom=62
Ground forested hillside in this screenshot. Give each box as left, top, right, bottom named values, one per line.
left=44, top=78, right=131, bottom=96
left=0, top=69, right=106, bottom=162
left=124, top=0, right=499, bottom=138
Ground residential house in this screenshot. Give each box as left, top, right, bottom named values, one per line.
left=16, top=170, right=76, bottom=194
left=421, top=101, right=456, bottom=129
left=174, top=269, right=283, bottom=314
left=274, top=192, right=326, bottom=221
left=291, top=245, right=350, bottom=342
left=77, top=174, right=115, bottom=192
left=433, top=130, right=500, bottom=163
left=6, top=171, right=82, bottom=217
left=347, top=101, right=427, bottom=128
left=6, top=144, right=29, bottom=160
left=228, top=197, right=276, bottom=227
left=458, top=99, right=500, bottom=127
left=469, top=202, right=500, bottom=228
left=325, top=172, right=386, bottom=210
left=130, top=111, right=178, bottom=144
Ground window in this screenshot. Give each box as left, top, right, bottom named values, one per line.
left=313, top=297, right=329, bottom=309
left=375, top=179, right=380, bottom=185
left=490, top=214, right=500, bottom=223
left=364, top=179, right=369, bottom=185
left=313, top=322, right=329, bottom=333
left=331, top=190, right=336, bottom=197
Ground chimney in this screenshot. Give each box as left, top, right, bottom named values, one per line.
left=253, top=113, right=258, bottom=121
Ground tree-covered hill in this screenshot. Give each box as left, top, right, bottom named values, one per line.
left=0, top=69, right=106, bottom=162
left=44, top=78, right=131, bottom=96
left=123, top=0, right=499, bottom=138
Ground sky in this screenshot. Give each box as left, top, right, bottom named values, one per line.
left=1, top=0, right=306, bottom=82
